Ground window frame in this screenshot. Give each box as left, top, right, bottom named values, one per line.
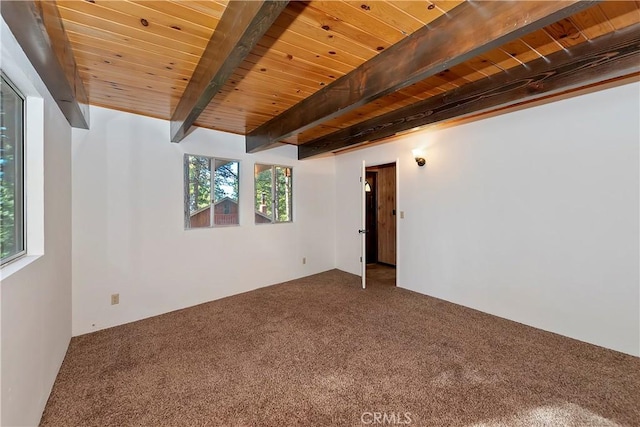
left=183, top=154, right=241, bottom=229
left=254, top=163, right=293, bottom=225
left=0, top=72, right=26, bottom=266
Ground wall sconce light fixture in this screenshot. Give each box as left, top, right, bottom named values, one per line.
left=412, top=149, right=426, bottom=167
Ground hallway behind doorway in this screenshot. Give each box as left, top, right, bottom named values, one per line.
left=365, top=162, right=397, bottom=288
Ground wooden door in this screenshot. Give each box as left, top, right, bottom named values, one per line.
left=376, top=164, right=396, bottom=265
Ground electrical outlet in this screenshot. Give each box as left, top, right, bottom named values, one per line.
left=111, top=293, right=119, bottom=305
left=302, top=257, right=306, bottom=265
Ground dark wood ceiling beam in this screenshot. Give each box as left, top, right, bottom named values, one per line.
left=170, top=0, right=289, bottom=143
left=247, top=0, right=598, bottom=153
left=1, top=0, right=89, bottom=128
left=298, top=23, right=640, bottom=159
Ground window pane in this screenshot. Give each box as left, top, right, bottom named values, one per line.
left=275, top=166, right=292, bottom=222
left=0, top=76, right=25, bottom=263
left=254, top=164, right=273, bottom=223
left=213, top=159, right=239, bottom=226
left=184, top=155, right=241, bottom=229
left=187, top=155, right=211, bottom=228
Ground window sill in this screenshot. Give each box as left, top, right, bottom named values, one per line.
left=0, top=254, right=43, bottom=280
left=184, top=224, right=241, bottom=231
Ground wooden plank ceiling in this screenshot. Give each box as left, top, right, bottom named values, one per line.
left=54, top=0, right=640, bottom=157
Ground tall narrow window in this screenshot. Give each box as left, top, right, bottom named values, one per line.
left=0, top=75, right=25, bottom=264
left=255, top=164, right=292, bottom=224
left=184, top=155, right=239, bottom=228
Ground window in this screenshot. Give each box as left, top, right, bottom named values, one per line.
left=0, top=74, right=25, bottom=265
left=184, top=155, right=239, bottom=228
left=254, top=164, right=292, bottom=224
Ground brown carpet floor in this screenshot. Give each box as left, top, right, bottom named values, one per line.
left=366, top=263, right=396, bottom=287
left=41, top=269, right=640, bottom=426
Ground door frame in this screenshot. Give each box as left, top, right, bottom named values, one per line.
left=361, top=158, right=400, bottom=288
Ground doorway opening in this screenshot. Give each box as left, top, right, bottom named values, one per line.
left=365, top=162, right=396, bottom=287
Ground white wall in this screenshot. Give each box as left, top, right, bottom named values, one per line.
left=335, top=82, right=640, bottom=356
left=72, top=106, right=336, bottom=335
left=0, top=18, right=73, bottom=426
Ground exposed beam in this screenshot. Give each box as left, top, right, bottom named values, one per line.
left=298, top=23, right=640, bottom=159
left=170, top=0, right=289, bottom=143
left=1, top=0, right=89, bottom=128
left=247, top=0, right=598, bottom=153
